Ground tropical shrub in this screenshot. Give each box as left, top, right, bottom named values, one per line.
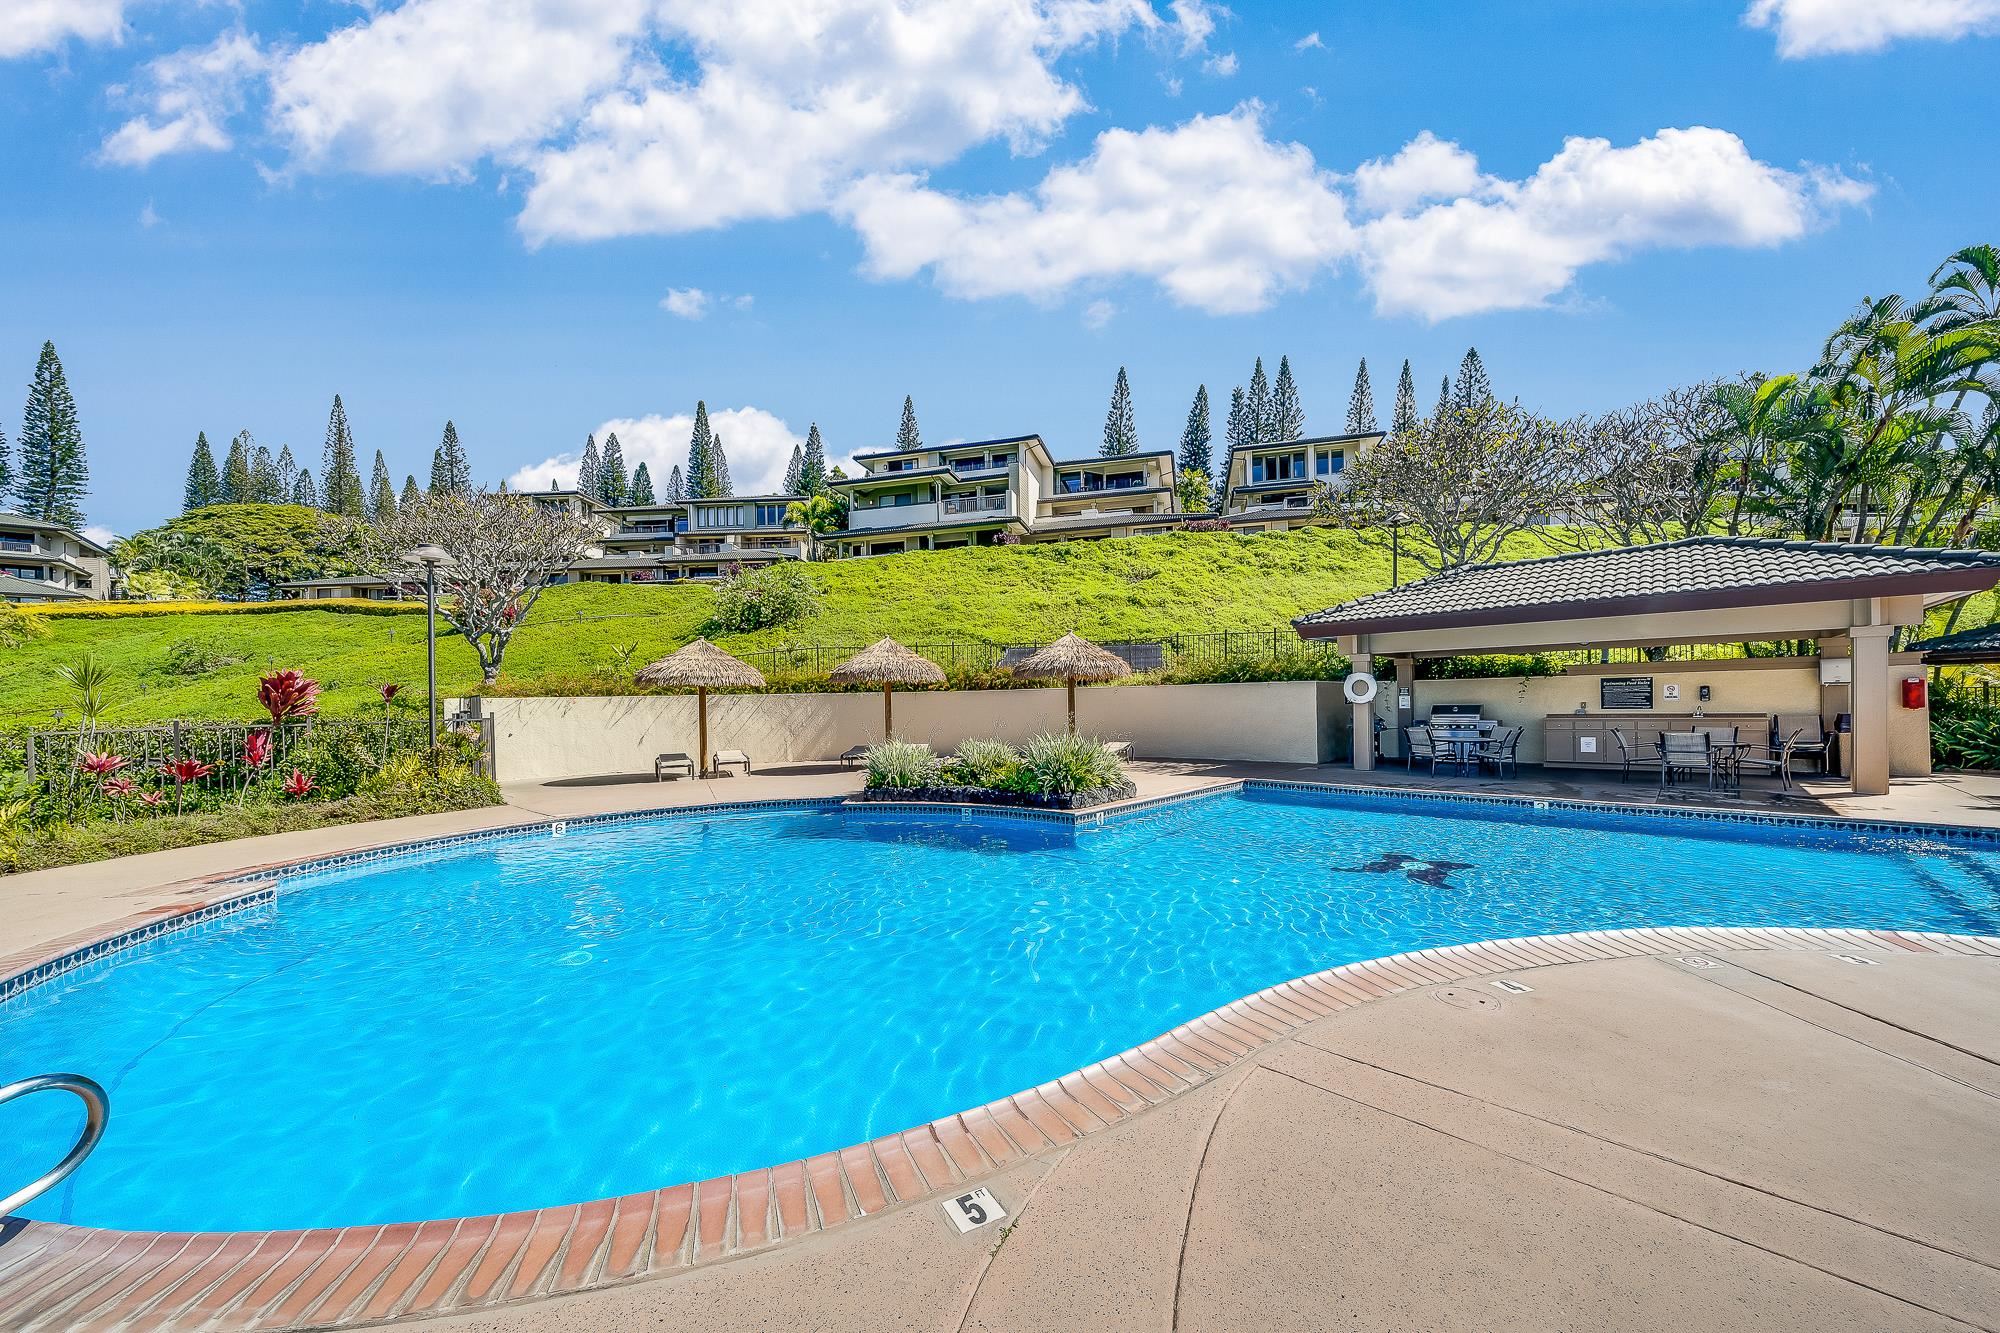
left=1013, top=733, right=1125, bottom=795
left=163, top=637, right=245, bottom=676
left=708, top=563, right=821, bottom=633
left=1930, top=681, right=2000, bottom=769
left=864, top=739, right=941, bottom=789
left=0, top=602, right=49, bottom=648
left=1143, top=651, right=1347, bottom=685
left=946, top=737, right=1018, bottom=787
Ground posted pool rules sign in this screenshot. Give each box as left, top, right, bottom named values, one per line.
left=942, top=1187, right=1007, bottom=1233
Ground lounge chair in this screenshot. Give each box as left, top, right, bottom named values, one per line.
left=1105, top=739, right=1133, bottom=762
left=1404, top=725, right=1444, bottom=774
left=1773, top=712, right=1831, bottom=774
left=839, top=744, right=870, bottom=769
left=654, top=752, right=695, bottom=781
left=1473, top=726, right=1522, bottom=778
left=1611, top=729, right=1661, bottom=784
left=711, top=749, right=751, bottom=776
left=1659, top=731, right=1716, bottom=790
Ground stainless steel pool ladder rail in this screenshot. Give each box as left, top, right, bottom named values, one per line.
left=0, top=1074, right=109, bottom=1217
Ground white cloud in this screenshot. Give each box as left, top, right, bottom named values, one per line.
left=840, top=104, right=1352, bottom=314
left=1082, top=298, right=1116, bottom=329
left=138, top=200, right=160, bottom=227
left=1201, top=50, right=1237, bottom=76
left=1168, top=0, right=1218, bottom=52
left=1354, top=126, right=1870, bottom=321
left=83, top=525, right=118, bottom=548
left=1744, top=0, right=2000, bottom=56
left=1351, top=130, right=1486, bottom=213
left=506, top=407, right=804, bottom=495
left=1293, top=31, right=1323, bottom=50
left=839, top=110, right=1865, bottom=320
left=100, top=30, right=267, bottom=167
left=0, top=0, right=126, bottom=59
left=660, top=287, right=711, bottom=319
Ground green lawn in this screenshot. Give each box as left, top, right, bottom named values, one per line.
left=5, top=528, right=1421, bottom=725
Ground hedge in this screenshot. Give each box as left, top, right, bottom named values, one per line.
left=36, top=598, right=424, bottom=620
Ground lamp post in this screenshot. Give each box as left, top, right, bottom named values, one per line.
left=403, top=545, right=455, bottom=747
left=1385, top=511, right=1412, bottom=588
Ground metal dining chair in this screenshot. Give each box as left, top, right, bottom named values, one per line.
left=1474, top=725, right=1522, bottom=778
left=1405, top=725, right=1444, bottom=774
left=1659, top=731, right=1715, bottom=790
left=1612, top=729, right=1662, bottom=784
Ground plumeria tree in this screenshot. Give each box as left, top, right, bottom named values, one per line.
left=355, top=489, right=601, bottom=684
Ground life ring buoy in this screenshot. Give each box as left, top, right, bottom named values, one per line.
left=1343, top=672, right=1379, bottom=704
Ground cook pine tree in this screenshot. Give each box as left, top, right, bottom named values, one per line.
left=1177, top=385, right=1211, bottom=478
left=799, top=423, right=828, bottom=495
left=895, top=396, right=922, bottom=452
left=369, top=450, right=397, bottom=522
left=319, top=395, right=365, bottom=517
left=600, top=432, right=630, bottom=505
left=710, top=434, right=733, bottom=496
left=401, top=475, right=422, bottom=509
left=292, top=469, right=318, bottom=507
left=430, top=420, right=472, bottom=494
left=576, top=434, right=602, bottom=500
left=630, top=462, right=656, bottom=504
left=251, top=444, right=285, bottom=503
left=664, top=464, right=685, bottom=502
left=782, top=443, right=804, bottom=494
left=685, top=403, right=717, bottom=498
left=220, top=431, right=253, bottom=503
left=275, top=445, right=299, bottom=499
left=17, top=341, right=89, bottom=527
left=1270, top=355, right=1305, bottom=442
left=1246, top=357, right=1272, bottom=443
left=1345, top=359, right=1377, bottom=435
left=1392, top=360, right=1419, bottom=434
left=1100, top=367, right=1138, bottom=455
left=1452, top=347, right=1494, bottom=411
left=183, top=431, right=221, bottom=510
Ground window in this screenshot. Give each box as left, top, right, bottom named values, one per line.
left=1251, top=452, right=1306, bottom=483
left=754, top=504, right=788, bottom=526
left=884, top=458, right=913, bottom=472
left=0, top=565, right=44, bottom=580
left=1316, top=451, right=1345, bottom=476
left=0, top=534, right=33, bottom=554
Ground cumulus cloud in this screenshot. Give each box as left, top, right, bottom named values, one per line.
left=1353, top=127, right=1870, bottom=321
left=0, top=0, right=126, bottom=59
left=1744, top=0, right=2000, bottom=56
left=1082, top=299, right=1116, bottom=329
left=1201, top=50, right=1238, bottom=76
left=840, top=111, right=1865, bottom=320
left=506, top=407, right=804, bottom=495
left=1167, top=0, right=1218, bottom=52
left=1293, top=31, right=1323, bottom=50
left=99, top=30, right=267, bottom=167
left=659, top=287, right=752, bottom=318
left=839, top=105, right=1354, bottom=315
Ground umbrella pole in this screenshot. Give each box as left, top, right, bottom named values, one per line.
left=698, top=686, right=710, bottom=778
left=883, top=684, right=893, bottom=740
left=1067, top=677, right=1078, bottom=735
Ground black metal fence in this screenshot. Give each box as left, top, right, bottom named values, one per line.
left=20, top=716, right=435, bottom=799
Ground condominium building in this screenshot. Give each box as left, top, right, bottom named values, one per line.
left=0, top=513, right=114, bottom=602
left=825, top=434, right=1183, bottom=558
left=1218, top=430, right=1383, bottom=530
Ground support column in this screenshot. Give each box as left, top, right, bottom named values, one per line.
left=1392, top=656, right=1416, bottom=763
left=1352, top=650, right=1375, bottom=772
left=1849, top=625, right=1892, bottom=797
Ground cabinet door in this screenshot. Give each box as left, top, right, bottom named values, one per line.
left=1573, top=726, right=1611, bottom=764
left=1542, top=724, right=1575, bottom=764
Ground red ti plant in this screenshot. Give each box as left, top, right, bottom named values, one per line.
left=78, top=751, right=129, bottom=777
left=282, top=769, right=317, bottom=799
left=139, top=791, right=166, bottom=811
left=102, top=776, right=137, bottom=798
left=258, top=670, right=322, bottom=726
left=379, top=683, right=401, bottom=703
left=157, top=757, right=218, bottom=815
left=241, top=729, right=274, bottom=806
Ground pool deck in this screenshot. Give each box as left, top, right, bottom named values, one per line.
left=3, top=767, right=1999, bottom=1331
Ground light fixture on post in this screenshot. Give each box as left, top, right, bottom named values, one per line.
left=1385, top=510, right=1413, bottom=588
left=403, top=545, right=455, bottom=748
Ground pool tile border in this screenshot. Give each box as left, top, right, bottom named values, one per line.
left=1, top=924, right=1996, bottom=1330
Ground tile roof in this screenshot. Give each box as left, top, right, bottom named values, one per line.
left=1294, top=537, right=2000, bottom=639
left=1907, top=619, right=2000, bottom=662
left=0, top=571, right=89, bottom=599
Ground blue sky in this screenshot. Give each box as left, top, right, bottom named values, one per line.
left=3, top=0, right=1996, bottom=538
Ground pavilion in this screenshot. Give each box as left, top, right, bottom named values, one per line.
left=1294, top=537, right=2000, bottom=796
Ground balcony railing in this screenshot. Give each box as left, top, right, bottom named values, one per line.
left=942, top=494, right=1008, bottom=516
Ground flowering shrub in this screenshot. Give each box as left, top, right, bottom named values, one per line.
left=708, top=564, right=821, bottom=634
left=281, top=769, right=317, bottom=798
left=78, top=751, right=129, bottom=777
left=243, top=730, right=273, bottom=768
left=258, top=669, right=321, bottom=724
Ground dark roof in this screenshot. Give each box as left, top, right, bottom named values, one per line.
left=0, top=572, right=89, bottom=600
left=852, top=433, right=1043, bottom=462
left=1908, top=619, right=2000, bottom=663
left=1294, top=537, right=2000, bottom=640
left=0, top=512, right=111, bottom=555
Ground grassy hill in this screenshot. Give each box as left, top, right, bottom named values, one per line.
left=2, top=528, right=1420, bottom=726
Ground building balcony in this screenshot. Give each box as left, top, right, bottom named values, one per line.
left=942, top=494, right=1009, bottom=516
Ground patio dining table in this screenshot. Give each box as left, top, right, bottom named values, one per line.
left=1657, top=736, right=1752, bottom=794
left=1428, top=725, right=1490, bottom=774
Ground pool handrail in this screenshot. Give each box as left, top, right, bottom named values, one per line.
left=0, top=1072, right=109, bottom=1217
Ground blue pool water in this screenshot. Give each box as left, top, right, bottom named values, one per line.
left=4, top=788, right=1998, bottom=1233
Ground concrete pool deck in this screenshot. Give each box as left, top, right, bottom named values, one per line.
left=3, top=770, right=1999, bottom=1330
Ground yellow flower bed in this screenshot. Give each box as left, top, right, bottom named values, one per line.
left=36, top=598, right=423, bottom=619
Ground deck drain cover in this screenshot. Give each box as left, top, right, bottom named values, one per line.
left=1678, top=955, right=1718, bottom=969
left=1435, top=987, right=1502, bottom=1010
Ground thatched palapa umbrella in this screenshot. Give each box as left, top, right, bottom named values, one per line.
left=635, top=638, right=766, bottom=776
left=829, top=637, right=945, bottom=739
left=1010, top=633, right=1131, bottom=733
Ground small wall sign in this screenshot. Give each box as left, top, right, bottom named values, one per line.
left=942, top=1187, right=1008, bottom=1233
left=1577, top=735, right=1598, bottom=754
left=1600, top=676, right=1655, bottom=710
left=1662, top=683, right=1680, bottom=701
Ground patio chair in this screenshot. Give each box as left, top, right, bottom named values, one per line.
left=1732, top=728, right=1805, bottom=793
left=654, top=752, right=695, bottom=781
left=1104, top=739, right=1134, bottom=762
left=838, top=744, right=869, bottom=769
left=1659, top=731, right=1716, bottom=790
left=1404, top=725, right=1444, bottom=774
left=1773, top=712, right=1831, bottom=775
left=1611, top=729, right=1662, bottom=784
left=1473, top=725, right=1522, bottom=778
left=710, top=749, right=752, bottom=776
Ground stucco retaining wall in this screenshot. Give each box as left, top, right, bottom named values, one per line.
left=459, top=681, right=1345, bottom=783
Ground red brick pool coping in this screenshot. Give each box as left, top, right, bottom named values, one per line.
left=4, top=926, right=1995, bottom=1330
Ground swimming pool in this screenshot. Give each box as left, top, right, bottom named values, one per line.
left=4, top=785, right=1997, bottom=1233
